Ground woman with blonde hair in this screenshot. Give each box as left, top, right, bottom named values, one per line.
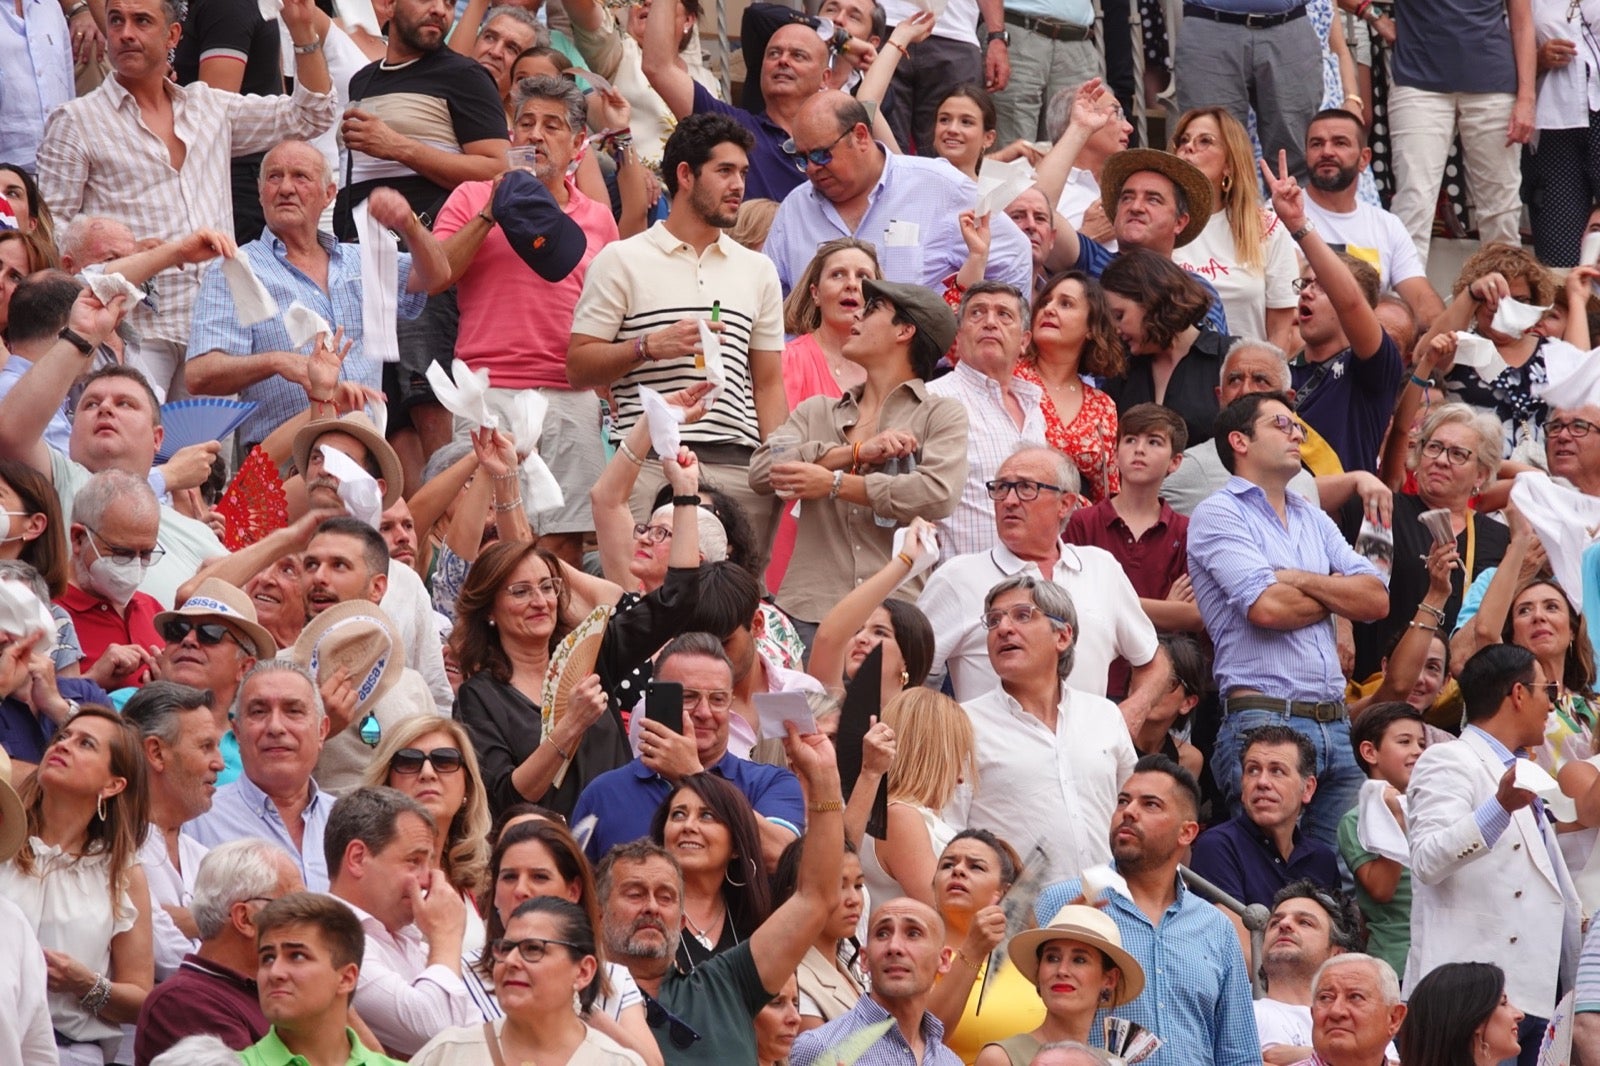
left=1170, top=107, right=1299, bottom=353
left=731, top=199, right=779, bottom=251
left=847, top=686, right=976, bottom=909
left=362, top=716, right=494, bottom=950
left=780, top=238, right=880, bottom=407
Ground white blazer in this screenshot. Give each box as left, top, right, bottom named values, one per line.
left=1404, top=728, right=1581, bottom=1017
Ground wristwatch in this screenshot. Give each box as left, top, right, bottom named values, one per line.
left=985, top=28, right=1010, bottom=44
left=57, top=327, right=94, bottom=355
left=293, top=35, right=324, bottom=54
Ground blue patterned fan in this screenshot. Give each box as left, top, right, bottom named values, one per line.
left=155, top=398, right=258, bottom=462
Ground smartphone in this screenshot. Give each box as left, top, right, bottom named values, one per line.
left=646, top=680, right=684, bottom=736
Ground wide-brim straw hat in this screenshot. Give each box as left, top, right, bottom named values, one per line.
left=154, top=577, right=278, bottom=659
left=1100, top=148, right=1214, bottom=248
left=290, top=600, right=405, bottom=715
left=291, top=411, right=404, bottom=509
left=1007, top=903, right=1146, bottom=1008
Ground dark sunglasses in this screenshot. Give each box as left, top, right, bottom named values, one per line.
left=642, top=993, right=701, bottom=1049
left=160, top=618, right=235, bottom=646
left=389, top=747, right=465, bottom=775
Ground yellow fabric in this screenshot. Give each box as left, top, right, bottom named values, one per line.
left=944, top=957, right=1046, bottom=1065
left=1296, top=420, right=1344, bottom=477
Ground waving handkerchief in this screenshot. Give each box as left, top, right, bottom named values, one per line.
left=1082, top=863, right=1131, bottom=902
left=1491, top=296, right=1550, bottom=339
left=425, top=361, right=495, bottom=429
left=84, top=271, right=147, bottom=308
left=504, top=389, right=565, bottom=513
left=0, top=578, right=56, bottom=648
left=1514, top=758, right=1578, bottom=823
left=353, top=201, right=401, bottom=363
left=1509, top=471, right=1600, bottom=611
left=1535, top=336, right=1600, bottom=411
left=369, top=399, right=388, bottom=438
left=221, top=254, right=280, bottom=326
left=257, top=0, right=281, bottom=18
left=697, top=320, right=727, bottom=408
left=637, top=385, right=684, bottom=460
left=284, top=301, right=332, bottom=349
left=975, top=156, right=1037, bottom=218
left=1356, top=778, right=1410, bottom=864
left=890, top=523, right=939, bottom=589
left=1452, top=331, right=1501, bottom=371
left=320, top=444, right=384, bottom=527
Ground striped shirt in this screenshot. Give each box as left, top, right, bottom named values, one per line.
left=791, top=993, right=961, bottom=1066
left=35, top=75, right=338, bottom=348
left=571, top=221, right=784, bottom=451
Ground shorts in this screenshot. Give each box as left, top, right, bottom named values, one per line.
left=453, top=385, right=607, bottom=535
left=387, top=286, right=459, bottom=423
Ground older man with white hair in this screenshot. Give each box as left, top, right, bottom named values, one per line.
left=1299, top=954, right=1405, bottom=1066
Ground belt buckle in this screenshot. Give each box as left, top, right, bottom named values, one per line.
left=1243, top=10, right=1270, bottom=26
left=1310, top=702, right=1340, bottom=723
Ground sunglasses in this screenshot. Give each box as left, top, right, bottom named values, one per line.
left=780, top=128, right=851, bottom=171
left=160, top=618, right=236, bottom=646
left=389, top=747, right=465, bottom=775
left=642, top=993, right=701, bottom=1049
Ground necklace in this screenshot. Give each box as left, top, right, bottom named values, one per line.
left=682, top=902, right=725, bottom=950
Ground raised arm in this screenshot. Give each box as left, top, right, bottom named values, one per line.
left=364, top=185, right=469, bottom=294
left=0, top=289, right=125, bottom=477
left=1034, top=80, right=1115, bottom=268
left=640, top=0, right=696, bottom=119
left=100, top=229, right=237, bottom=286
left=1453, top=506, right=1538, bottom=669
left=810, top=517, right=935, bottom=691
left=855, top=13, right=934, bottom=112
left=1351, top=540, right=1458, bottom=717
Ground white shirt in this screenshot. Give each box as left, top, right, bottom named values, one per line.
left=947, top=682, right=1137, bottom=884
left=383, top=559, right=453, bottom=715
left=1058, top=167, right=1112, bottom=253
left=917, top=541, right=1159, bottom=701
left=0, top=0, right=72, bottom=168
left=0, top=895, right=57, bottom=1065
left=1533, top=0, right=1600, bottom=129
left=1302, top=196, right=1428, bottom=291
left=1172, top=211, right=1298, bottom=343
left=926, top=362, right=1046, bottom=560
left=338, top=897, right=476, bottom=1058
left=726, top=653, right=825, bottom=759
left=882, top=0, right=980, bottom=45
left=137, top=827, right=209, bottom=979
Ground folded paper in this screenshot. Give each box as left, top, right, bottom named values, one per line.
left=1081, top=863, right=1131, bottom=902
left=637, top=385, right=684, bottom=460
left=890, top=523, right=939, bottom=589
left=975, top=156, right=1036, bottom=218
left=353, top=201, right=401, bottom=363
left=284, top=301, right=332, bottom=348
left=568, top=68, right=615, bottom=94
left=425, top=361, right=495, bottom=430
left=85, top=271, right=147, bottom=308
left=1417, top=507, right=1455, bottom=547
left=1491, top=296, right=1550, bottom=340
left=1355, top=778, right=1410, bottom=864
left=754, top=691, right=818, bottom=739
left=319, top=444, right=384, bottom=527
left=221, top=254, right=280, bottom=327
left=1513, top=758, right=1578, bottom=823
left=503, top=389, right=565, bottom=514
left=885, top=219, right=920, bottom=247
left=698, top=319, right=727, bottom=409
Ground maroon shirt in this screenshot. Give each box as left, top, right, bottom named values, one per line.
left=1064, top=497, right=1190, bottom=695
left=134, top=954, right=269, bottom=1066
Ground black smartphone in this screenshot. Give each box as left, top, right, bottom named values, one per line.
left=646, top=680, right=684, bottom=736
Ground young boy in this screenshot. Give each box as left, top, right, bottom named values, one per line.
left=242, top=893, right=401, bottom=1066
left=1336, top=701, right=1427, bottom=980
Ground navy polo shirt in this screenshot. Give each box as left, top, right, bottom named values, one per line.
left=1290, top=329, right=1404, bottom=474
left=1075, top=236, right=1230, bottom=336
left=1187, top=813, right=1342, bottom=907
left=691, top=83, right=806, bottom=203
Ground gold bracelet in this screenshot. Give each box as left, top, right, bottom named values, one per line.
left=549, top=737, right=572, bottom=761
left=493, top=497, right=524, bottom=512
left=896, top=552, right=914, bottom=568
left=807, top=799, right=845, bottom=813
left=953, top=949, right=979, bottom=969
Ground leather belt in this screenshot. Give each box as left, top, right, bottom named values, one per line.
left=1181, top=3, right=1307, bottom=27
left=1003, top=10, right=1095, bottom=40
left=1224, top=694, right=1347, bottom=723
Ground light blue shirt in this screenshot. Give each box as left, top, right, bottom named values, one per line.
left=1188, top=475, right=1384, bottom=701
left=184, top=772, right=333, bottom=891
left=1004, top=0, right=1094, bottom=26
left=0, top=354, right=71, bottom=452
left=1465, top=723, right=1519, bottom=846
left=791, top=993, right=962, bottom=1066
left=185, top=229, right=424, bottom=446
left=1034, top=875, right=1261, bottom=1066
left=764, top=148, right=1033, bottom=296
left=0, top=0, right=73, bottom=169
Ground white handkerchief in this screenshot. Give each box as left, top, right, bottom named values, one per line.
left=1536, top=337, right=1600, bottom=412
left=0, top=578, right=57, bottom=648
left=353, top=201, right=401, bottom=363
left=637, top=385, right=684, bottom=460
left=889, top=524, right=939, bottom=589
left=975, top=157, right=1036, bottom=218
left=84, top=271, right=147, bottom=308
left=698, top=320, right=727, bottom=409
left=1081, top=864, right=1131, bottom=902
left=425, top=361, right=495, bottom=429
left=1355, top=778, right=1410, bottom=865
left=885, top=220, right=921, bottom=246
left=1452, top=331, right=1501, bottom=370
left=368, top=399, right=388, bottom=438
left=283, top=301, right=332, bottom=349
left=504, top=390, right=565, bottom=514
left=1513, top=758, right=1579, bottom=823
left=221, top=254, right=280, bottom=327
left=257, top=0, right=281, bottom=19
left=568, top=68, right=615, bottom=94
left=1583, top=231, right=1600, bottom=267
left=319, top=444, right=383, bottom=527
left=1508, top=471, right=1600, bottom=611
left=754, top=692, right=818, bottom=739
left=1491, top=296, right=1550, bottom=340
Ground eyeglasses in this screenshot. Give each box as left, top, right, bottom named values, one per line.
left=489, top=935, right=583, bottom=964
left=633, top=523, right=673, bottom=545
left=1291, top=277, right=1322, bottom=295
left=160, top=618, right=237, bottom=647
left=1256, top=413, right=1306, bottom=440
left=504, top=578, right=564, bottom=602
left=985, top=478, right=1064, bottom=502
left=1173, top=131, right=1219, bottom=152
left=682, top=688, right=735, bottom=712
left=781, top=128, right=851, bottom=171
left=980, top=603, right=1064, bottom=630
left=1420, top=439, right=1476, bottom=467
left=1548, top=417, right=1597, bottom=439
left=85, top=525, right=165, bottom=567
left=389, top=747, right=465, bottom=775
left=642, top=993, right=702, bottom=1049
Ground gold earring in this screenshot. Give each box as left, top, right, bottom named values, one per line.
left=900, top=670, right=909, bottom=687
left=96, top=794, right=107, bottom=821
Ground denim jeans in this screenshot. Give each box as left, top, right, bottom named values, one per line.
left=1212, top=707, right=1363, bottom=849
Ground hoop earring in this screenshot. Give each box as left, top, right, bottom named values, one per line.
left=1220, top=173, right=1233, bottom=194
left=96, top=793, right=107, bottom=822
left=726, top=859, right=748, bottom=889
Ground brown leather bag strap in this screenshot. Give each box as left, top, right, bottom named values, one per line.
left=483, top=1021, right=509, bottom=1066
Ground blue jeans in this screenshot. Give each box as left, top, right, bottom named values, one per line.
left=1212, top=707, right=1363, bottom=849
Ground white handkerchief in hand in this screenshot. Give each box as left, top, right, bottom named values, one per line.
left=1452, top=331, right=1501, bottom=370
left=0, top=578, right=57, bottom=649
left=754, top=692, right=818, bottom=739
left=1491, top=296, right=1550, bottom=340
left=257, top=0, right=281, bottom=19
left=319, top=444, right=384, bottom=527
left=283, top=301, right=332, bottom=349
left=1535, top=337, right=1600, bottom=413
left=221, top=254, right=280, bottom=327
left=975, top=156, right=1036, bottom=218
left=638, top=385, right=685, bottom=460
left=885, top=220, right=921, bottom=246
left=1082, top=864, right=1131, bottom=902
left=353, top=201, right=401, bottom=363
left=698, top=320, right=727, bottom=409
left=505, top=390, right=565, bottom=514
left=1513, top=758, right=1579, bottom=823
left=84, top=271, right=147, bottom=308
left=425, top=361, right=495, bottom=429
left=1355, top=778, right=1410, bottom=865
left=1508, top=471, right=1600, bottom=611
left=889, top=524, right=939, bottom=588
left=368, top=399, right=388, bottom=438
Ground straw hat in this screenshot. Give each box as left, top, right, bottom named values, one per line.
left=0, top=747, right=28, bottom=864
left=1007, top=904, right=1146, bottom=1008
left=291, top=412, right=404, bottom=509
left=1099, top=148, right=1214, bottom=248
left=154, top=577, right=278, bottom=659
left=290, top=600, right=405, bottom=716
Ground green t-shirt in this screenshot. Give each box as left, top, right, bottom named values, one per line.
left=1337, top=805, right=1412, bottom=978
left=654, top=940, right=771, bottom=1066
left=238, top=1026, right=404, bottom=1066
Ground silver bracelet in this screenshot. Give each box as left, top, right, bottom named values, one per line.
left=80, top=973, right=112, bottom=1015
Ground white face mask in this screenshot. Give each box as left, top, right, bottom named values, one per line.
left=0, top=510, right=30, bottom=545
left=83, top=534, right=148, bottom=607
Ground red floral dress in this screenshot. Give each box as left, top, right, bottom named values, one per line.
left=1015, top=362, right=1121, bottom=504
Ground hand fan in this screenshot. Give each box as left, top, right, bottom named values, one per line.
left=213, top=445, right=288, bottom=551
left=541, top=604, right=613, bottom=787
left=156, top=398, right=258, bottom=462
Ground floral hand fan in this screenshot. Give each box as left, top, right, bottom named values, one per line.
left=541, top=603, right=613, bottom=787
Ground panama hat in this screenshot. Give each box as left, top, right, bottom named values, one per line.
left=290, top=600, right=405, bottom=717
left=291, top=411, right=404, bottom=510
left=1100, top=148, right=1214, bottom=249
left=154, top=577, right=277, bottom=659
left=0, top=747, right=27, bottom=864
left=1007, top=904, right=1146, bottom=1008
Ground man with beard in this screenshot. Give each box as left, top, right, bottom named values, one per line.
left=1252, top=880, right=1364, bottom=1064
left=1300, top=110, right=1444, bottom=328
left=1032, top=755, right=1260, bottom=1066
left=570, top=113, right=786, bottom=557
left=432, top=76, right=620, bottom=567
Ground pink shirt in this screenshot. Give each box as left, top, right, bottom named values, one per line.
left=435, top=176, right=619, bottom=389
left=780, top=332, right=844, bottom=408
